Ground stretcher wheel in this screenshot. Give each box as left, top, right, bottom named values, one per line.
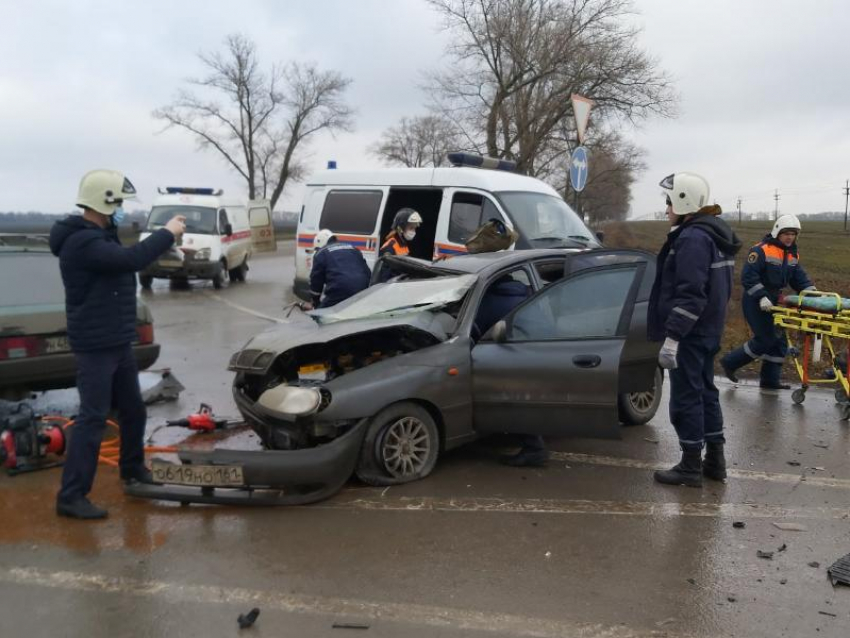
left=835, top=388, right=849, bottom=404
left=791, top=389, right=806, bottom=405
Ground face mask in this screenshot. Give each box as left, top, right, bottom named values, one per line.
left=403, top=230, right=416, bottom=242
left=112, top=207, right=126, bottom=225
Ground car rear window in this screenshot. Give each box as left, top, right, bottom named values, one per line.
left=319, top=190, right=383, bottom=235
left=0, top=253, right=65, bottom=306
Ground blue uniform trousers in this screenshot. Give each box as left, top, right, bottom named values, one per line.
left=669, top=334, right=724, bottom=452
left=721, top=297, right=787, bottom=386
left=58, top=344, right=147, bottom=503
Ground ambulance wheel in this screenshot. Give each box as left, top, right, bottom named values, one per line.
left=619, top=368, right=663, bottom=426
left=834, top=388, right=849, bottom=404
left=791, top=389, right=806, bottom=404
left=212, top=262, right=226, bottom=289
left=229, top=260, right=247, bottom=283
left=356, top=402, right=440, bottom=486
left=139, top=274, right=153, bottom=289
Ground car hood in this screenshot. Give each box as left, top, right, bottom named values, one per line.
left=238, top=311, right=453, bottom=359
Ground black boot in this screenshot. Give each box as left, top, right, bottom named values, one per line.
left=121, top=466, right=158, bottom=486
left=56, top=497, right=108, bottom=520
left=499, top=448, right=549, bottom=467
left=720, top=357, right=739, bottom=383
left=703, top=441, right=727, bottom=481
left=654, top=449, right=703, bottom=487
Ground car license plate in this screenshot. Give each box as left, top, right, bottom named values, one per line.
left=44, top=335, right=70, bottom=354
left=151, top=461, right=244, bottom=487
left=158, top=260, right=182, bottom=268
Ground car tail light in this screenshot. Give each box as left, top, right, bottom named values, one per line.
left=136, top=323, right=154, bottom=345
left=0, top=336, right=40, bottom=360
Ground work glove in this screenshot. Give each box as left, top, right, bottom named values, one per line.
left=759, top=297, right=774, bottom=312
left=658, top=337, right=679, bottom=370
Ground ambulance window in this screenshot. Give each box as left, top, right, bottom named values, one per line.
left=448, top=192, right=501, bottom=244
left=320, top=190, right=383, bottom=234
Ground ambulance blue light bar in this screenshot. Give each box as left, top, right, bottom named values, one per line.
left=158, top=187, right=223, bottom=196
left=447, top=152, right=517, bottom=173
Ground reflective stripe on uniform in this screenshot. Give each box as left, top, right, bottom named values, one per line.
left=743, top=341, right=759, bottom=359
left=747, top=283, right=765, bottom=296
left=673, top=306, right=699, bottom=321
left=762, top=354, right=785, bottom=364
left=710, top=260, right=735, bottom=269
left=678, top=438, right=704, bottom=446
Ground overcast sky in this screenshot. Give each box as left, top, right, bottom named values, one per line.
left=2, top=0, right=849, bottom=219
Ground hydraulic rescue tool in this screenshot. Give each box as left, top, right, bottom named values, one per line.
left=0, top=406, right=67, bottom=475
left=165, top=403, right=243, bottom=432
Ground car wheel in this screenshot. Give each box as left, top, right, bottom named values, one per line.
left=618, top=368, right=663, bottom=426
left=356, top=402, right=440, bottom=486
left=212, top=262, right=226, bottom=289
left=139, top=274, right=153, bottom=289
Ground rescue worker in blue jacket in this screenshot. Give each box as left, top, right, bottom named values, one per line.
left=308, top=229, right=371, bottom=308
left=720, top=215, right=815, bottom=390
left=648, top=172, right=742, bottom=487
left=50, top=169, right=186, bottom=519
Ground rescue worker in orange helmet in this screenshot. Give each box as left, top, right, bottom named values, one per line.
left=720, top=215, right=815, bottom=390
left=376, top=208, right=422, bottom=282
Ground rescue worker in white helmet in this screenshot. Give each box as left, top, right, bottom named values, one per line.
left=305, top=229, right=371, bottom=309
left=720, top=214, right=815, bottom=390
left=376, top=208, right=423, bottom=282
left=49, top=170, right=186, bottom=519
left=647, top=172, right=741, bottom=488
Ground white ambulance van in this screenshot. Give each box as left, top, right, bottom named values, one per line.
left=293, top=153, right=600, bottom=299
left=139, top=188, right=273, bottom=289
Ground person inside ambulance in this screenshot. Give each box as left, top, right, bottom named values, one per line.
left=307, top=229, right=371, bottom=309
left=376, top=208, right=423, bottom=282
left=720, top=214, right=815, bottom=390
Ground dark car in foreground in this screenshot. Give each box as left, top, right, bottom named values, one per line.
left=128, top=248, right=662, bottom=507
left=0, top=234, right=160, bottom=398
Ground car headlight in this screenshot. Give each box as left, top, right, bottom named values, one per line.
left=257, top=385, right=322, bottom=416
left=194, top=248, right=211, bottom=260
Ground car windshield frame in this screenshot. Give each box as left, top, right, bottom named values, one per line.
left=495, top=191, right=600, bottom=249
left=147, top=206, right=218, bottom=235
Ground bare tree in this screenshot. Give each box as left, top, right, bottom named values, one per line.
left=426, top=0, right=676, bottom=175
left=153, top=34, right=354, bottom=210
left=369, top=114, right=463, bottom=167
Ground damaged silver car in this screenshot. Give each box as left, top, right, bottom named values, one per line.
left=128, top=249, right=662, bottom=506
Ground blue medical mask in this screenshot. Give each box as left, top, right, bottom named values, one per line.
left=112, top=207, right=126, bottom=225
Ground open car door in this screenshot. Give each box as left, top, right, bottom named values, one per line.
left=248, top=199, right=276, bottom=253
left=471, top=258, right=649, bottom=439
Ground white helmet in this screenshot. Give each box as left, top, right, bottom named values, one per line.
left=771, top=214, right=801, bottom=238
left=76, top=169, right=137, bottom=216
left=313, top=229, right=335, bottom=250
left=660, top=172, right=710, bottom=216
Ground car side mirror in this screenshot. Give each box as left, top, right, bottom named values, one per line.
left=595, top=230, right=605, bottom=244
left=492, top=320, right=508, bottom=343
left=224, top=223, right=233, bottom=237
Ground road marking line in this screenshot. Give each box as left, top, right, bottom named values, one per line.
left=0, top=566, right=690, bottom=638
left=203, top=291, right=289, bottom=324
left=322, top=495, right=849, bottom=520
left=552, top=452, right=850, bottom=490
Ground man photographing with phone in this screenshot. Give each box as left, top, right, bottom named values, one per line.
left=50, top=169, right=186, bottom=519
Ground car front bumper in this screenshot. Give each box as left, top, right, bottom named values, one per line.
left=142, top=260, right=221, bottom=279
left=124, top=418, right=368, bottom=506
left=0, top=343, right=160, bottom=392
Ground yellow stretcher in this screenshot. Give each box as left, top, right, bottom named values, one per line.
left=771, top=290, right=850, bottom=420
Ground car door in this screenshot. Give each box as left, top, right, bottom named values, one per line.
left=471, top=262, right=645, bottom=439
left=248, top=199, right=276, bottom=253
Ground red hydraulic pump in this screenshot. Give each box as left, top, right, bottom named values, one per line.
left=0, top=407, right=67, bottom=475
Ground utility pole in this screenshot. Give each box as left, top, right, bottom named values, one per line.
left=844, top=179, right=849, bottom=232
left=773, top=189, right=780, bottom=220
left=737, top=196, right=742, bottom=226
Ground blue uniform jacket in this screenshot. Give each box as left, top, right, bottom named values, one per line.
left=648, top=209, right=742, bottom=342
left=310, top=242, right=371, bottom=307
left=741, top=234, right=813, bottom=303
left=474, top=279, right=530, bottom=338
left=49, top=216, right=174, bottom=352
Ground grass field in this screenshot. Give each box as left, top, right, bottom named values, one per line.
left=601, top=219, right=850, bottom=380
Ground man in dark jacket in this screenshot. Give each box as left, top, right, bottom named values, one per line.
left=308, top=229, right=371, bottom=308
left=50, top=169, right=185, bottom=519
left=648, top=172, right=742, bottom=487
left=720, top=214, right=815, bottom=390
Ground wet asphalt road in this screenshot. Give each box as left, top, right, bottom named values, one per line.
left=1, top=243, right=849, bottom=638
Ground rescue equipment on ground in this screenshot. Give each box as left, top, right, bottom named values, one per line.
left=0, top=405, right=66, bottom=475
left=165, top=403, right=243, bottom=432
left=772, top=290, right=850, bottom=417
left=465, top=218, right=519, bottom=254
